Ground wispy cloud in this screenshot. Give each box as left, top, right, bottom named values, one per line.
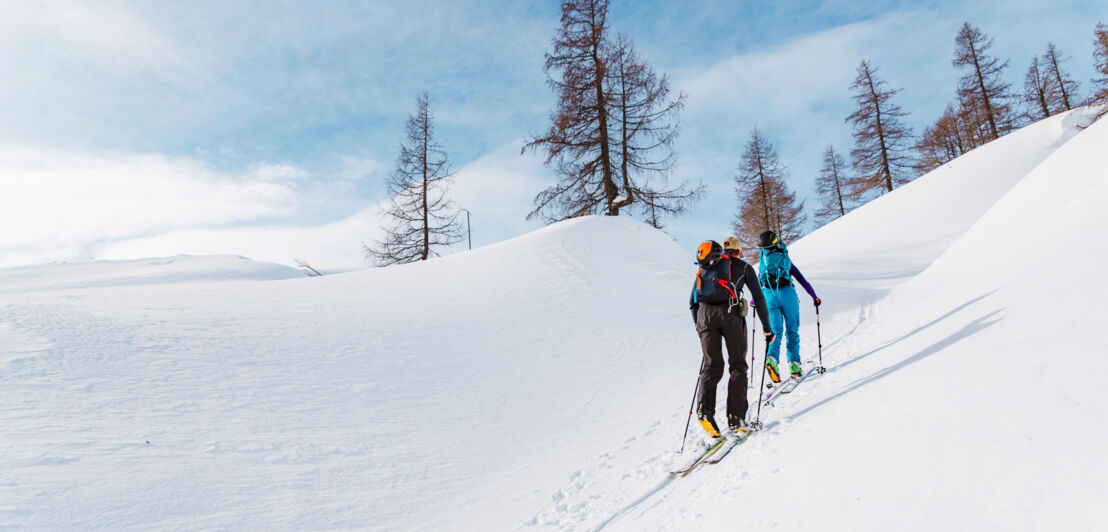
left=0, top=146, right=300, bottom=266
left=89, top=137, right=549, bottom=270
left=94, top=206, right=387, bottom=272
left=447, top=140, right=550, bottom=250
left=0, top=1, right=207, bottom=84
left=17, top=139, right=547, bottom=271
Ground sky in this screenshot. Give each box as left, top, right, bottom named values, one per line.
left=1, top=0, right=1105, bottom=271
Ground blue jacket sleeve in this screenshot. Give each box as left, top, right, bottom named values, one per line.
left=790, top=265, right=818, bottom=301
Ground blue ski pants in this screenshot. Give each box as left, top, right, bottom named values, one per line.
left=764, top=284, right=801, bottom=364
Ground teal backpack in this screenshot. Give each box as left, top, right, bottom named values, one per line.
left=758, top=242, right=793, bottom=290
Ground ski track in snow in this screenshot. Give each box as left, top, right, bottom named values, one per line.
left=527, top=327, right=845, bottom=531
left=529, top=291, right=1003, bottom=531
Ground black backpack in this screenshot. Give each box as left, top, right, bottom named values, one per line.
left=694, top=256, right=736, bottom=305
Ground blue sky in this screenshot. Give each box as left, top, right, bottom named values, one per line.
left=1, top=0, right=1105, bottom=269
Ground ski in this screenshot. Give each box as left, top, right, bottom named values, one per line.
left=706, top=428, right=756, bottom=464
left=763, top=362, right=818, bottom=407
left=761, top=382, right=788, bottom=407
left=781, top=362, right=820, bottom=394
left=669, top=437, right=728, bottom=478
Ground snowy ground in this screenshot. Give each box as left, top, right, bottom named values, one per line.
left=2, top=109, right=1106, bottom=530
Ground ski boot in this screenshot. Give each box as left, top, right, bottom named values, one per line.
left=765, top=356, right=781, bottom=383
left=697, top=412, right=721, bottom=439
left=727, top=414, right=749, bottom=435
left=789, top=361, right=802, bottom=378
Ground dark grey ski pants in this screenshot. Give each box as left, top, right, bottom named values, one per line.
left=695, top=303, right=749, bottom=422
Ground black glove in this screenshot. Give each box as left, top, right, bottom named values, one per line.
left=764, top=332, right=775, bottom=344
left=814, top=297, right=822, bottom=307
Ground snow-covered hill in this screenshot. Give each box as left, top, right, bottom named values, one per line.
left=587, top=109, right=1108, bottom=531
left=527, top=108, right=1108, bottom=531
left=2, top=109, right=1106, bottom=531
left=0, top=255, right=302, bottom=294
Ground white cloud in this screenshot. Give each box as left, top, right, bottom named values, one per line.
left=0, top=1, right=208, bottom=88
left=0, top=138, right=547, bottom=271
left=94, top=206, right=386, bottom=272
left=448, top=140, right=550, bottom=250
left=0, top=146, right=302, bottom=266
left=334, top=156, right=385, bottom=182
left=88, top=140, right=552, bottom=271
left=250, top=163, right=310, bottom=182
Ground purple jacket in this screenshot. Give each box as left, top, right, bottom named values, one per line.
left=790, top=265, right=818, bottom=301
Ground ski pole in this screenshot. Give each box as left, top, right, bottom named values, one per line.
left=753, top=337, right=769, bottom=429
left=815, top=303, right=826, bottom=374
left=749, top=307, right=756, bottom=386
left=680, top=356, right=706, bottom=452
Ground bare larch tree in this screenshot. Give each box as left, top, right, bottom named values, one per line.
left=1090, top=23, right=1108, bottom=115
left=733, top=128, right=806, bottom=248
left=609, top=34, right=703, bottom=227
left=524, top=0, right=698, bottom=224
left=953, top=22, right=1016, bottom=141
left=366, top=92, right=463, bottom=265
left=1023, top=56, right=1052, bottom=122
left=813, top=145, right=851, bottom=227
left=845, top=60, right=914, bottom=199
left=916, top=103, right=977, bottom=173
left=1042, top=42, right=1080, bottom=113
left=523, top=0, right=620, bottom=222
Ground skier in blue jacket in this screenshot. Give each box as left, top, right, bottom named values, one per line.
left=756, top=230, right=821, bottom=382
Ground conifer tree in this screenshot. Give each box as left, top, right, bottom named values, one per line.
left=1042, top=42, right=1080, bottom=113
left=844, top=60, right=914, bottom=199
left=916, top=85, right=1010, bottom=173
left=953, top=22, right=1016, bottom=140
left=524, top=0, right=618, bottom=222
left=915, top=123, right=949, bottom=174
left=366, top=93, right=463, bottom=265
left=1023, top=56, right=1052, bottom=121
left=1091, top=23, right=1108, bottom=110
left=524, top=1, right=698, bottom=223
left=813, top=145, right=851, bottom=227
left=916, top=106, right=966, bottom=173
left=732, top=128, right=806, bottom=248
left=608, top=34, right=702, bottom=226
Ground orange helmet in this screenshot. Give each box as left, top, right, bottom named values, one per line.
left=696, top=240, right=723, bottom=267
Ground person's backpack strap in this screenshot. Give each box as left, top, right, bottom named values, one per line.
left=694, top=268, right=702, bottom=303
left=715, top=257, right=737, bottom=300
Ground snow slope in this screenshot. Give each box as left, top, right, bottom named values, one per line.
left=1, top=217, right=699, bottom=531
left=0, top=255, right=302, bottom=294
left=555, top=109, right=1108, bottom=531
left=2, top=109, right=1105, bottom=531
left=789, top=109, right=1085, bottom=298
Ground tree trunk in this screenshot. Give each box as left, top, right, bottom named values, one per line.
left=617, top=54, right=633, bottom=210
left=421, top=112, right=430, bottom=260
left=832, top=158, right=845, bottom=216
left=865, top=67, right=895, bottom=192
left=590, top=9, right=617, bottom=216
left=1047, top=48, right=1072, bottom=110
left=970, top=41, right=999, bottom=139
